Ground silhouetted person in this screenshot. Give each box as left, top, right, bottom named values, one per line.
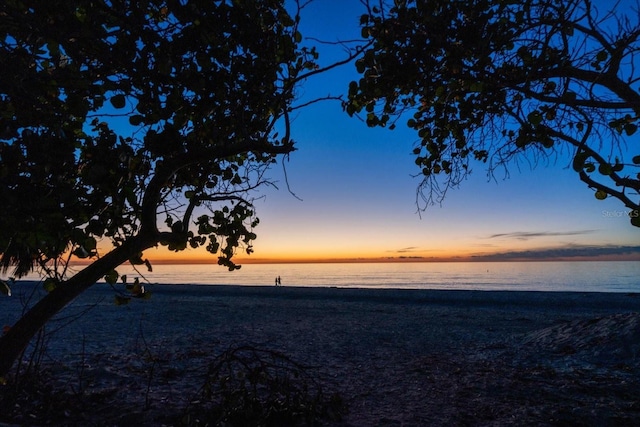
left=277, top=276, right=282, bottom=286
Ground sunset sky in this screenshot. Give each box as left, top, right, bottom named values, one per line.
left=149, top=0, right=639, bottom=264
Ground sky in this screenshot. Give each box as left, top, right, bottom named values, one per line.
left=152, top=0, right=639, bottom=264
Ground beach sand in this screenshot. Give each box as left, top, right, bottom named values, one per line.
left=2, top=286, right=640, bottom=425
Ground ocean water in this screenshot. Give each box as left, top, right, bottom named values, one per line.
left=16, top=260, right=637, bottom=293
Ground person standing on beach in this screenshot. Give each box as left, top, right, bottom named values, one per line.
left=278, top=276, right=282, bottom=286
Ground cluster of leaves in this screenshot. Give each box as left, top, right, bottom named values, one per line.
left=0, top=0, right=314, bottom=280
left=180, top=345, right=345, bottom=426
left=348, top=0, right=639, bottom=225
left=106, top=272, right=152, bottom=306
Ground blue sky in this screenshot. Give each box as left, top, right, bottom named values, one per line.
left=161, top=0, right=639, bottom=263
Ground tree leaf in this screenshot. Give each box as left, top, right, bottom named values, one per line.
left=594, top=190, right=607, bottom=200
left=84, top=237, right=97, bottom=251
left=104, top=270, right=119, bottom=285
left=598, top=163, right=612, bottom=175
left=572, top=152, right=587, bottom=172
left=129, top=114, right=144, bottom=126
left=114, top=295, right=130, bottom=306
left=595, top=50, right=608, bottom=62
left=527, top=111, right=543, bottom=126
left=0, top=280, right=11, bottom=297
left=72, top=246, right=89, bottom=258
left=624, top=123, right=637, bottom=136
left=110, top=94, right=126, bottom=109
left=129, top=253, right=145, bottom=265
left=43, top=278, right=58, bottom=293
left=131, top=279, right=143, bottom=296
left=469, top=82, right=484, bottom=92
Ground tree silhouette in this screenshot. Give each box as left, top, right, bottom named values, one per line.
left=348, top=0, right=639, bottom=225
left=0, top=0, right=336, bottom=377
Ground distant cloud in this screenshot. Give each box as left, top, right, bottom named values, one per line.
left=487, top=230, right=596, bottom=240
left=389, top=246, right=421, bottom=253
left=472, top=245, right=640, bottom=261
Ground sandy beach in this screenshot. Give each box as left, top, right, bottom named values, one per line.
left=2, top=286, right=640, bottom=425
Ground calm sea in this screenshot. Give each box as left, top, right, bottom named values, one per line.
left=36, top=260, right=640, bottom=293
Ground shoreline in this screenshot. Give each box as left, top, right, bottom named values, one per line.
left=146, top=283, right=640, bottom=311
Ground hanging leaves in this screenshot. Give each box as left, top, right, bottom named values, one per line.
left=349, top=0, right=639, bottom=219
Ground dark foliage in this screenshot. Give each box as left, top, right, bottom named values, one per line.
left=350, top=0, right=640, bottom=223
left=0, top=0, right=321, bottom=377
left=180, top=345, right=346, bottom=426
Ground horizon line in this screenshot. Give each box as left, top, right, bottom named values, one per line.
left=118, top=254, right=640, bottom=265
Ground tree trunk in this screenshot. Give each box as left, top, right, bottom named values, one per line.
left=0, top=235, right=155, bottom=378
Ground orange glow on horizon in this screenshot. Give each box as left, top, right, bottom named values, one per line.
left=141, top=254, right=640, bottom=265
left=139, top=244, right=490, bottom=264
left=86, top=239, right=640, bottom=266
left=138, top=248, right=640, bottom=265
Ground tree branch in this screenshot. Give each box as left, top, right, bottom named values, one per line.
left=548, top=66, right=640, bottom=114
